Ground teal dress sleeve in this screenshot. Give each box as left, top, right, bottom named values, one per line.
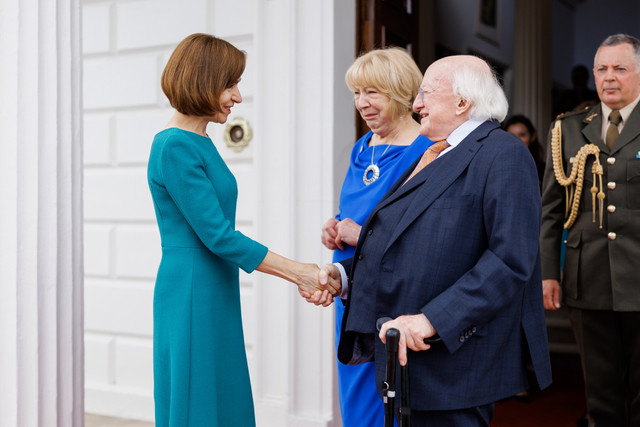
left=157, top=134, right=267, bottom=273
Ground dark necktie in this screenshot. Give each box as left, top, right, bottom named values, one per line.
left=605, top=110, right=622, bottom=150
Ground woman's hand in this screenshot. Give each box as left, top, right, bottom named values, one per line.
left=334, top=218, right=361, bottom=248
left=321, top=218, right=340, bottom=250
left=301, top=264, right=342, bottom=306
left=296, top=262, right=340, bottom=300
left=321, top=217, right=361, bottom=251
left=256, top=252, right=340, bottom=300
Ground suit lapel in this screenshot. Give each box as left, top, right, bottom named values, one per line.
left=370, top=159, right=428, bottom=213
left=380, top=121, right=493, bottom=252
left=375, top=155, right=422, bottom=210
left=350, top=148, right=429, bottom=269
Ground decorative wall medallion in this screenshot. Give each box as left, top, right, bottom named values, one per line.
left=224, top=116, right=252, bottom=152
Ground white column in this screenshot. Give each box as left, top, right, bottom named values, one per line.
left=512, top=0, right=552, bottom=137
left=253, top=0, right=354, bottom=425
left=0, top=0, right=84, bottom=426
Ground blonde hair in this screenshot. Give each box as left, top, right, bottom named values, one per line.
left=345, top=47, right=422, bottom=120
left=161, top=33, right=246, bottom=116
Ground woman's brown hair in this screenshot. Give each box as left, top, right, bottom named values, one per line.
left=161, top=33, right=246, bottom=116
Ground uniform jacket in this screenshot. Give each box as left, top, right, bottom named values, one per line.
left=540, top=103, right=640, bottom=311
left=338, top=120, right=552, bottom=411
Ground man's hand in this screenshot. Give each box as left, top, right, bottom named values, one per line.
left=300, top=263, right=342, bottom=306
left=542, top=279, right=561, bottom=310
left=321, top=218, right=340, bottom=250
left=378, top=314, right=436, bottom=366
left=296, top=262, right=341, bottom=298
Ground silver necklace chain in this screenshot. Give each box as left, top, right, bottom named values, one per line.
left=363, top=126, right=403, bottom=185
left=370, top=139, right=393, bottom=165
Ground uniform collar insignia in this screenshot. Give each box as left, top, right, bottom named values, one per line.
left=585, top=112, right=598, bottom=122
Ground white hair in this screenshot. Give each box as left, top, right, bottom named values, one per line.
left=450, top=60, right=509, bottom=122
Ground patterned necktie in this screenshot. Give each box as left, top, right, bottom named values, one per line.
left=605, top=110, right=622, bottom=150
left=404, top=139, right=450, bottom=183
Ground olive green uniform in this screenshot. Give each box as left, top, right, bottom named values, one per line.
left=540, top=103, right=640, bottom=426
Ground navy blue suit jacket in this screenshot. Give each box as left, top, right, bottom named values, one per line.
left=338, top=120, right=552, bottom=410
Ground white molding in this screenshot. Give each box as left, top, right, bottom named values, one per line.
left=0, top=0, right=85, bottom=425
left=85, top=386, right=154, bottom=422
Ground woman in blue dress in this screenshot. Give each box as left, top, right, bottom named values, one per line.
left=320, top=47, right=432, bottom=427
left=148, top=33, right=335, bottom=427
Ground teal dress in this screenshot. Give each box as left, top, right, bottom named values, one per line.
left=147, top=128, right=268, bottom=427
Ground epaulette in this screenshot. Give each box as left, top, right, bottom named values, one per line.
left=554, top=108, right=593, bottom=121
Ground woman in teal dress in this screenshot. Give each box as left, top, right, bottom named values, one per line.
left=147, top=33, right=334, bottom=427
left=320, top=47, right=431, bottom=427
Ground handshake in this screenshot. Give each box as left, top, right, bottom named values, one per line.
left=284, top=261, right=342, bottom=307
left=256, top=251, right=343, bottom=307
left=295, top=263, right=342, bottom=307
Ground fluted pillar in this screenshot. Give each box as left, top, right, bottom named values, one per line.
left=512, top=0, right=552, bottom=138
left=0, top=0, right=84, bottom=426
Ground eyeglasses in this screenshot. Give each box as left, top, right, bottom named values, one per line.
left=417, top=87, right=425, bottom=103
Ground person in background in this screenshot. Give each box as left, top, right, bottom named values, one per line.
left=554, top=64, right=599, bottom=116
left=540, top=33, right=640, bottom=427
left=147, top=33, right=335, bottom=427
left=320, top=47, right=432, bottom=426
left=313, top=54, right=552, bottom=426
left=503, top=114, right=545, bottom=188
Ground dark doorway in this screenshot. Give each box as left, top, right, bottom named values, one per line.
left=355, top=0, right=420, bottom=138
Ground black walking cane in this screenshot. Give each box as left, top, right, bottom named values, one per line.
left=377, top=317, right=399, bottom=427
left=399, top=359, right=411, bottom=427
left=377, top=317, right=442, bottom=426
left=377, top=317, right=413, bottom=427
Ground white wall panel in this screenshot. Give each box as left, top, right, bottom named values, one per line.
left=114, top=338, right=154, bottom=390
left=84, top=55, right=159, bottom=110
left=84, top=225, right=114, bottom=277
left=210, top=0, right=255, bottom=38
left=116, top=109, right=172, bottom=164
left=239, top=281, right=256, bottom=358
left=83, top=113, right=113, bottom=165
left=82, top=3, right=111, bottom=54
left=237, top=43, right=256, bottom=98
left=117, top=0, right=208, bottom=50
left=115, top=226, right=161, bottom=279
left=84, top=279, right=154, bottom=336
left=232, top=164, right=258, bottom=223
left=85, top=335, right=115, bottom=385
left=84, top=171, right=155, bottom=221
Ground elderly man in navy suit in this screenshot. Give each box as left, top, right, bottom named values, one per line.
left=308, top=55, right=552, bottom=426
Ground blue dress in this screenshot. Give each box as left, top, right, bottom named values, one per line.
left=147, top=128, right=268, bottom=427
left=334, top=131, right=432, bottom=426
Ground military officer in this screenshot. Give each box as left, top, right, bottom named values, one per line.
left=540, top=33, right=640, bottom=426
